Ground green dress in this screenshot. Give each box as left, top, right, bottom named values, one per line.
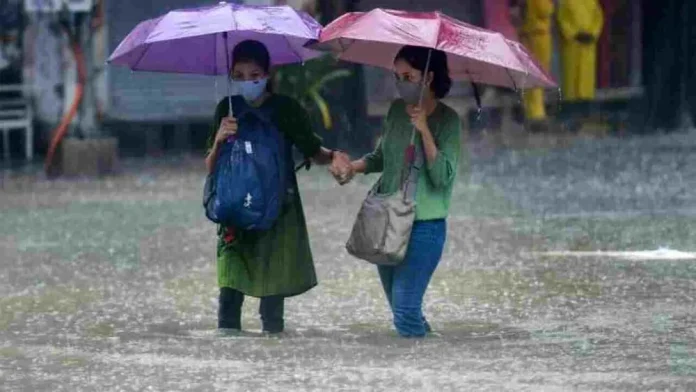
left=207, top=94, right=321, bottom=298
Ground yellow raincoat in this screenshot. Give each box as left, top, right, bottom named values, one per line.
left=557, top=0, right=604, bottom=100
left=519, top=0, right=555, bottom=120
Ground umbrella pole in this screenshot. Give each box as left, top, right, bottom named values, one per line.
left=411, top=48, right=433, bottom=145
left=401, top=48, right=434, bottom=200
left=224, top=32, right=233, bottom=117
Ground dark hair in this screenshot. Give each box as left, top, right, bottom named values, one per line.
left=231, top=40, right=271, bottom=73
left=395, top=46, right=452, bottom=99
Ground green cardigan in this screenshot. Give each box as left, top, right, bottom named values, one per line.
left=363, top=99, right=462, bottom=221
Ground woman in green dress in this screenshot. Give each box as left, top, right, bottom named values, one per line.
left=206, top=40, right=349, bottom=334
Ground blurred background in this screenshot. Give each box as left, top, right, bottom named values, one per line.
left=1, top=0, right=688, bottom=165
left=2, top=1, right=696, bottom=390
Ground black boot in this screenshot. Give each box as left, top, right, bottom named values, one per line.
left=259, top=295, right=284, bottom=334
left=218, top=287, right=244, bottom=331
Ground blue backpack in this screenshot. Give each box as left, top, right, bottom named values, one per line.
left=203, top=96, right=295, bottom=231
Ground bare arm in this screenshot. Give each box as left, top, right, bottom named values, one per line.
left=350, top=159, right=367, bottom=174
left=312, top=147, right=337, bottom=166
left=205, top=142, right=222, bottom=174
left=329, top=136, right=382, bottom=185
left=330, top=102, right=391, bottom=185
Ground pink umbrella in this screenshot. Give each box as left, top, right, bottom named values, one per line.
left=313, top=8, right=557, bottom=89
left=505, top=39, right=557, bottom=91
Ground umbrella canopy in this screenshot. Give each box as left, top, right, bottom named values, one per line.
left=505, top=39, right=557, bottom=91
left=313, top=8, right=556, bottom=89
left=108, top=2, right=323, bottom=75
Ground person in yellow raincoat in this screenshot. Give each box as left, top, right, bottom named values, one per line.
left=518, top=0, right=555, bottom=121
left=557, top=0, right=604, bottom=101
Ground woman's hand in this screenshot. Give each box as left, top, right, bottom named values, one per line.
left=329, top=152, right=355, bottom=185
left=406, top=105, right=429, bottom=135
left=206, top=116, right=238, bottom=173
left=214, top=116, right=238, bottom=146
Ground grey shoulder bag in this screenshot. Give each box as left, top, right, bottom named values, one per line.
left=345, top=139, right=424, bottom=266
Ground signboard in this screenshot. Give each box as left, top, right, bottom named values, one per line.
left=24, top=0, right=93, bottom=12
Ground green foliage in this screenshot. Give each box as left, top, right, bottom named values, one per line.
left=275, top=55, right=352, bottom=130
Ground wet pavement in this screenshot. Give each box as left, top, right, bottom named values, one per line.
left=1, top=133, right=696, bottom=391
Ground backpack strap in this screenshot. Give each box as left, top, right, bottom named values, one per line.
left=230, top=95, right=309, bottom=173
left=294, top=159, right=311, bottom=172
left=231, top=96, right=277, bottom=128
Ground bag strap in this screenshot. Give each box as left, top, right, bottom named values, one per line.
left=402, top=141, right=424, bottom=202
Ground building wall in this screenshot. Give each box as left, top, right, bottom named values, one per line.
left=19, top=0, right=227, bottom=125
left=22, top=17, right=63, bottom=124
left=106, top=0, right=235, bottom=122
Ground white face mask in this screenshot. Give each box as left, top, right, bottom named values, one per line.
left=395, top=79, right=423, bottom=105
left=233, top=78, right=268, bottom=102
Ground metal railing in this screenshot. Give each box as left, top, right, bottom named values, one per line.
left=0, top=84, right=34, bottom=162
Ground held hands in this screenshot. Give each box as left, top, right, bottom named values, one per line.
left=328, top=151, right=354, bottom=186
left=214, top=116, right=238, bottom=146
left=406, top=105, right=429, bottom=134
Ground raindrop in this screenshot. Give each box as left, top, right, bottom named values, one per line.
left=214, top=76, right=219, bottom=102
left=555, top=87, right=563, bottom=116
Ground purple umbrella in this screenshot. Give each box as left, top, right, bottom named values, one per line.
left=108, top=2, right=323, bottom=75
left=108, top=2, right=323, bottom=116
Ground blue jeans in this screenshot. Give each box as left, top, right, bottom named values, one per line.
left=378, top=219, right=447, bottom=337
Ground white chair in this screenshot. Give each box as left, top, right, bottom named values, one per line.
left=0, top=84, right=34, bottom=162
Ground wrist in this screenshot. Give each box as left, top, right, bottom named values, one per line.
left=330, top=149, right=349, bottom=164
left=351, top=160, right=364, bottom=174
left=330, top=149, right=344, bottom=159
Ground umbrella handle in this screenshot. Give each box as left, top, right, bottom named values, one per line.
left=409, top=48, right=433, bottom=145
left=224, top=31, right=234, bottom=117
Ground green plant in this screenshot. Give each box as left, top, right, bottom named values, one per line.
left=275, top=55, right=352, bottom=130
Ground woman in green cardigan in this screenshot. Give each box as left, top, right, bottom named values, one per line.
left=206, top=40, right=349, bottom=335
left=331, top=46, right=462, bottom=337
